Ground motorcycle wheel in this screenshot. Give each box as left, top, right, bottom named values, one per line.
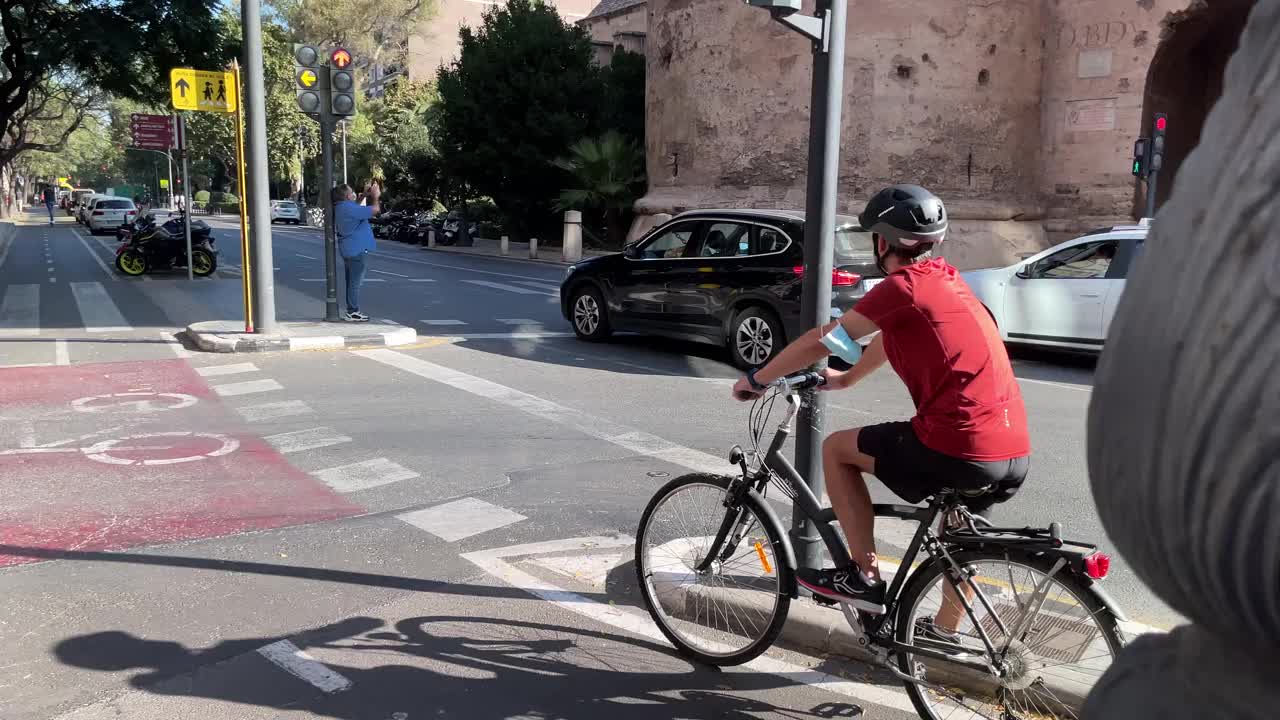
left=115, top=249, right=148, bottom=276
left=190, top=248, right=217, bottom=277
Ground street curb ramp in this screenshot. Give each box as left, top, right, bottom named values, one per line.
left=183, top=319, right=417, bottom=353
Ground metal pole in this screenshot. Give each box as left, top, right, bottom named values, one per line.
left=242, top=0, right=277, bottom=333
left=166, top=153, right=174, bottom=209
left=179, top=117, right=194, bottom=282
left=341, top=120, right=348, bottom=185
left=233, top=63, right=254, bottom=333
left=1145, top=171, right=1158, bottom=217
left=791, top=0, right=846, bottom=571
left=318, top=69, right=340, bottom=322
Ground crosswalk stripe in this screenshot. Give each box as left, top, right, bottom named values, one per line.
left=495, top=318, right=542, bottom=325
left=54, top=339, right=70, bottom=365
left=211, top=378, right=284, bottom=397
left=236, top=400, right=313, bottom=422
left=196, top=362, right=259, bottom=377
left=419, top=319, right=467, bottom=326
left=0, top=284, right=39, bottom=336
left=311, top=458, right=419, bottom=493
left=70, top=282, right=131, bottom=332
left=513, top=280, right=562, bottom=292
left=265, top=427, right=353, bottom=454
left=461, top=279, right=549, bottom=295
left=397, top=497, right=527, bottom=541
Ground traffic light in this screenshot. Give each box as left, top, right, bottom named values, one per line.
left=329, top=48, right=356, bottom=116
left=1132, top=138, right=1149, bottom=177
left=1149, top=113, right=1167, bottom=173
left=294, top=43, right=322, bottom=115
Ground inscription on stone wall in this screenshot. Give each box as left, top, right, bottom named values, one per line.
left=1053, top=20, right=1138, bottom=50
left=1078, top=48, right=1114, bottom=78
left=1065, top=98, right=1118, bottom=132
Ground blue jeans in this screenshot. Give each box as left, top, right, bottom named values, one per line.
left=45, top=202, right=55, bottom=222
left=343, top=251, right=367, bottom=313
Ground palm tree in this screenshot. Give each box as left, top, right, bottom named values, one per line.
left=554, top=130, right=645, bottom=248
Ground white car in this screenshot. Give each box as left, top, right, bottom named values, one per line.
left=86, top=197, right=137, bottom=234
left=270, top=200, right=302, bottom=224
left=961, top=220, right=1149, bottom=351
left=77, top=194, right=105, bottom=224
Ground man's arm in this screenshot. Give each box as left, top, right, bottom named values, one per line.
left=738, top=310, right=880, bottom=390
left=824, top=332, right=887, bottom=390
left=364, top=182, right=382, bottom=216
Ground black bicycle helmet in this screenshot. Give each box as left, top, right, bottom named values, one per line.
left=858, top=184, right=947, bottom=247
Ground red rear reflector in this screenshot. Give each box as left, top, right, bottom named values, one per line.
left=1084, top=552, right=1111, bottom=579
left=92, top=210, right=104, bottom=215
left=792, top=266, right=863, bottom=287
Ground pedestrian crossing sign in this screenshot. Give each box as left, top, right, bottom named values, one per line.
left=170, top=68, right=238, bottom=113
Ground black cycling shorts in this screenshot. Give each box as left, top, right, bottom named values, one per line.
left=856, top=421, right=1030, bottom=516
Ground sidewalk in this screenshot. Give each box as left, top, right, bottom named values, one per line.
left=416, top=236, right=613, bottom=266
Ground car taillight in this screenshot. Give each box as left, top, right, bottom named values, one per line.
left=792, top=266, right=863, bottom=287
left=1083, top=552, right=1111, bottom=579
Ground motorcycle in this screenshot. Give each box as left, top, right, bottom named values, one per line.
left=437, top=214, right=478, bottom=246
left=115, top=211, right=218, bottom=277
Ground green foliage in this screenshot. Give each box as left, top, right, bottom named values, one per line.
left=194, top=190, right=212, bottom=204
left=602, top=50, right=645, bottom=145
left=554, top=130, right=644, bottom=246
left=346, top=79, right=439, bottom=198
left=434, top=0, right=603, bottom=235
left=266, top=0, right=438, bottom=78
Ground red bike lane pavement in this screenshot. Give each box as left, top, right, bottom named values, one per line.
left=0, top=359, right=362, bottom=567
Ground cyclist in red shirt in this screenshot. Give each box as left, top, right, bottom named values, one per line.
left=731, top=185, right=1031, bottom=639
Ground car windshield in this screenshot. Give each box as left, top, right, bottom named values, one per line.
left=277, top=202, right=297, bottom=209
left=100, top=200, right=134, bottom=210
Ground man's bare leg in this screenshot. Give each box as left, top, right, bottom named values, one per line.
left=822, top=428, right=880, bottom=581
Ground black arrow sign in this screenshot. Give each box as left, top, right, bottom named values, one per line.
left=175, top=78, right=190, bottom=97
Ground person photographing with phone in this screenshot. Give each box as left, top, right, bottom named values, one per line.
left=730, top=184, right=1030, bottom=641
left=332, top=181, right=381, bottom=322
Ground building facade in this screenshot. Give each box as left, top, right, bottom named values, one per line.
left=580, top=0, right=648, bottom=64
left=639, top=0, right=1254, bottom=268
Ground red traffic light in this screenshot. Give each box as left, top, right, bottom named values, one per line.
left=331, top=48, right=352, bottom=69
left=1155, top=116, right=1167, bottom=132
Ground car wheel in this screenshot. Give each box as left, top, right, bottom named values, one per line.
left=570, top=285, right=612, bottom=341
left=729, top=306, right=784, bottom=370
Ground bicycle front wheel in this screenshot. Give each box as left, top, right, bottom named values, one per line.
left=635, top=473, right=792, bottom=666
left=894, top=550, right=1124, bottom=720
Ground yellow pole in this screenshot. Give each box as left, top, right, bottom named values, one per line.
left=233, top=62, right=254, bottom=332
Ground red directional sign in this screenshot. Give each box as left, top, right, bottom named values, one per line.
left=130, top=113, right=175, bottom=150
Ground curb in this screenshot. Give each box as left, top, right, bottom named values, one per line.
left=183, top=324, right=417, bottom=354
left=416, top=244, right=611, bottom=267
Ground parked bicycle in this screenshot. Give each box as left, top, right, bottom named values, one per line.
left=635, top=371, right=1126, bottom=719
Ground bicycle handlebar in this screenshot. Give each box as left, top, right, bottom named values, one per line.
left=734, top=371, right=825, bottom=401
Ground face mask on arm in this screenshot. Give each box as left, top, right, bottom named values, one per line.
left=820, top=322, right=863, bottom=365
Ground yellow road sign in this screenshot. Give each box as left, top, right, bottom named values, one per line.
left=170, top=68, right=237, bottom=113
left=298, top=68, right=318, bottom=88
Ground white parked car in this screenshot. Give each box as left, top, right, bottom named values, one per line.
left=86, top=197, right=137, bottom=234
left=961, top=220, right=1149, bottom=351
left=77, top=193, right=105, bottom=224
left=270, top=200, right=302, bottom=224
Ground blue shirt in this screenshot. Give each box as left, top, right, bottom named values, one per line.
left=334, top=200, right=375, bottom=257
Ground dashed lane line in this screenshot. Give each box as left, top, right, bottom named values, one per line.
left=211, top=378, right=285, bottom=397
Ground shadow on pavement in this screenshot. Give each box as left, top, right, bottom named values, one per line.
left=449, top=333, right=741, bottom=381
left=55, top=614, right=877, bottom=719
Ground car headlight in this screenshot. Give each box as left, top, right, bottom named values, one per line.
left=566, top=264, right=577, bottom=277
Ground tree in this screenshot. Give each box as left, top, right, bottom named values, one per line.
left=0, top=0, right=231, bottom=215
left=601, top=50, right=645, bottom=146
left=266, top=0, right=438, bottom=78
left=554, top=130, right=644, bottom=247
left=434, top=0, right=603, bottom=237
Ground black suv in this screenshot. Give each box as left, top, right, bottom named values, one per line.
left=560, top=209, right=881, bottom=369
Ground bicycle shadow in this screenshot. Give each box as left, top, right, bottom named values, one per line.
left=55, top=614, right=880, bottom=719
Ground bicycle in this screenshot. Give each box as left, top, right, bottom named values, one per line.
left=635, top=371, right=1127, bottom=719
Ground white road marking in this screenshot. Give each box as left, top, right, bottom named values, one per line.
left=409, top=278, right=436, bottom=282
left=312, top=457, right=419, bottom=493
left=418, top=319, right=467, bottom=326
left=265, top=426, right=353, bottom=454
left=70, top=282, right=131, bottom=332
left=352, top=350, right=729, bottom=476
left=157, top=330, right=194, bottom=358
left=495, top=318, right=542, bottom=325
left=0, top=231, right=12, bottom=271
left=462, top=279, right=551, bottom=295
left=236, top=399, right=313, bottom=422
left=397, top=497, right=527, bottom=541
left=296, top=253, right=317, bottom=260
left=514, top=280, right=562, bottom=292
left=211, top=378, right=284, bottom=397
left=426, top=332, right=578, bottom=340
left=48, top=277, right=55, bottom=283
left=300, top=278, right=326, bottom=281
left=0, top=284, right=40, bottom=336
left=256, top=639, right=353, bottom=694
left=195, top=362, right=259, bottom=377
left=462, top=537, right=916, bottom=713
left=370, top=269, right=409, bottom=277
left=54, top=339, right=70, bottom=366
left=73, top=230, right=116, bottom=280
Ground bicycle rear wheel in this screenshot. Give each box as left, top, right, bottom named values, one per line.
left=635, top=473, right=792, bottom=666
left=894, top=550, right=1124, bottom=720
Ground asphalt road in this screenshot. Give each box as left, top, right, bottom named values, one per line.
left=0, top=210, right=1178, bottom=719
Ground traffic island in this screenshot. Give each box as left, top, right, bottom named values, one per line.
left=184, top=319, right=416, bottom=353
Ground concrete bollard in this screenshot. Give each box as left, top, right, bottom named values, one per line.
left=562, top=210, right=582, bottom=263
left=500, top=235, right=509, bottom=256
left=529, top=237, right=538, bottom=259
left=427, top=227, right=436, bottom=248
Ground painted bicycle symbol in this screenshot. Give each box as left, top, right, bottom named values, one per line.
left=0, top=431, right=238, bottom=466
left=71, top=392, right=199, bottom=414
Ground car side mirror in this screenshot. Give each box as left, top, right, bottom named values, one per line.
left=623, top=243, right=640, bottom=259
left=1015, top=264, right=1034, bottom=280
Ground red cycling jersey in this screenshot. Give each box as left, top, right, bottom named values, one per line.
left=854, top=257, right=1030, bottom=461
